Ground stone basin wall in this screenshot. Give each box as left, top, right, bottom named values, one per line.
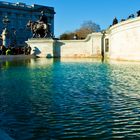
left=107, top=16, right=140, bottom=61
left=26, top=33, right=103, bottom=58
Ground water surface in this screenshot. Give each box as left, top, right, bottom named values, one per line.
left=0, top=58, right=140, bottom=140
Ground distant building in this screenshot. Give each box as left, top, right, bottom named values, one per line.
left=0, top=1, right=55, bottom=46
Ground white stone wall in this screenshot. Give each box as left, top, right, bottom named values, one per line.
left=108, top=17, right=140, bottom=61
left=55, top=33, right=102, bottom=58
left=26, top=33, right=103, bottom=58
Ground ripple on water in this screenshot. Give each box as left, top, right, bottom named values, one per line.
left=0, top=59, right=140, bottom=139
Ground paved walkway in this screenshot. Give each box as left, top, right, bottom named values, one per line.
left=0, top=55, right=35, bottom=61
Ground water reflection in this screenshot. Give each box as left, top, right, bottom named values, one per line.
left=0, top=58, right=140, bottom=139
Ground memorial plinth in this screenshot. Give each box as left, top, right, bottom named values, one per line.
left=26, top=38, right=55, bottom=58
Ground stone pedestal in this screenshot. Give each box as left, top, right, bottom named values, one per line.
left=26, top=38, right=55, bottom=58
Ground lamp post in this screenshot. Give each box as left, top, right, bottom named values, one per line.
left=2, top=16, right=11, bottom=48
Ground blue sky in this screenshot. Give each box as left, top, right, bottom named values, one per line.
left=3, top=0, right=140, bottom=37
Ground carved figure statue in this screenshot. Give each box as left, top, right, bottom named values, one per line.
left=127, top=14, right=135, bottom=19
left=26, top=11, right=52, bottom=38
left=137, top=10, right=140, bottom=17
left=39, top=11, right=48, bottom=24
left=121, top=19, right=125, bottom=22
left=112, top=17, right=118, bottom=25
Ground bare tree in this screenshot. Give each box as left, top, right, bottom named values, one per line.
left=75, top=20, right=101, bottom=39
left=81, top=20, right=101, bottom=32
left=60, top=32, right=75, bottom=40
left=59, top=20, right=101, bottom=40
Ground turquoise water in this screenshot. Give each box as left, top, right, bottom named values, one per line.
left=0, top=58, right=140, bottom=140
